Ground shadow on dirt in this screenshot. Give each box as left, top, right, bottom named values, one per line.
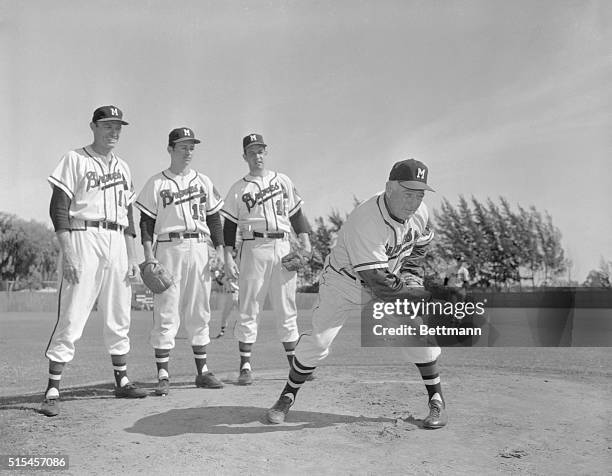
left=0, top=381, right=156, bottom=413
left=125, top=405, right=395, bottom=436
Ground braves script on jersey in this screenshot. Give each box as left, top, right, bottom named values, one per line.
left=48, top=147, right=134, bottom=226
left=135, top=170, right=223, bottom=234
left=328, top=193, right=434, bottom=282
left=222, top=171, right=302, bottom=233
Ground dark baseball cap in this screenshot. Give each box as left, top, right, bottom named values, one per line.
left=243, top=133, right=266, bottom=150
left=169, top=127, right=201, bottom=146
left=92, top=105, right=129, bottom=125
left=388, top=159, right=435, bottom=192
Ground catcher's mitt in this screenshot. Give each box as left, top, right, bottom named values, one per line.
left=281, top=248, right=311, bottom=272
left=139, top=260, right=174, bottom=294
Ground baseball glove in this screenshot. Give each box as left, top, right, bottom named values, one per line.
left=281, top=248, right=311, bottom=272
left=139, top=260, right=174, bottom=294
left=401, top=272, right=424, bottom=287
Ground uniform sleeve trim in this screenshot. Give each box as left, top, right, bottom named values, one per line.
left=220, top=209, right=238, bottom=223
left=353, top=261, right=388, bottom=272
left=135, top=201, right=157, bottom=219
left=206, top=200, right=224, bottom=216
left=48, top=177, right=74, bottom=200
left=288, top=199, right=303, bottom=217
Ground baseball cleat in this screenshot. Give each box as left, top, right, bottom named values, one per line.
left=237, top=369, right=253, bottom=385
left=266, top=395, right=293, bottom=424
left=40, top=398, right=60, bottom=417
left=195, top=372, right=224, bottom=389
left=155, top=378, right=170, bottom=396
left=423, top=398, right=447, bottom=429
left=115, top=382, right=148, bottom=399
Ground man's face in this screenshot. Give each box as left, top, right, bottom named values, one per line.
left=243, top=144, right=267, bottom=172
left=385, top=182, right=425, bottom=220
left=92, top=121, right=122, bottom=149
left=169, top=140, right=196, bottom=167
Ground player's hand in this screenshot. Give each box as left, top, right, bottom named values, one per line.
left=127, top=261, right=140, bottom=282
left=62, top=253, right=80, bottom=284
left=224, top=256, right=239, bottom=280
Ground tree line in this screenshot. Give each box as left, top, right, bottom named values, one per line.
left=1, top=196, right=610, bottom=291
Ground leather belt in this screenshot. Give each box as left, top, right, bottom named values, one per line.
left=168, top=232, right=201, bottom=239
left=157, top=232, right=204, bottom=241
left=83, top=220, right=123, bottom=231
left=253, top=231, right=286, bottom=239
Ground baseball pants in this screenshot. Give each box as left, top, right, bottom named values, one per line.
left=235, top=237, right=299, bottom=343
left=151, top=237, right=212, bottom=349
left=46, top=228, right=131, bottom=363
left=295, top=268, right=441, bottom=366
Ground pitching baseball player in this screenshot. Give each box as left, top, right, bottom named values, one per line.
left=221, top=133, right=312, bottom=385
left=266, top=158, right=448, bottom=429
left=136, top=127, right=225, bottom=396
left=41, top=105, right=147, bottom=417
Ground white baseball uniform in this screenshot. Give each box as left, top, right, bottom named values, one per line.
left=221, top=170, right=303, bottom=343
left=295, top=192, right=441, bottom=366
left=136, top=169, right=223, bottom=349
left=46, top=147, right=135, bottom=362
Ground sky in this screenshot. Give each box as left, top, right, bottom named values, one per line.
left=0, top=0, right=610, bottom=281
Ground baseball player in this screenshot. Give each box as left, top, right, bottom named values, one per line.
left=221, top=133, right=312, bottom=385
left=266, top=159, right=448, bottom=429
left=41, top=105, right=147, bottom=417
left=136, top=127, right=225, bottom=396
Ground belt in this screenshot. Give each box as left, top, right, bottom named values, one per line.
left=327, top=262, right=365, bottom=285
left=168, top=232, right=201, bottom=239
left=158, top=232, right=204, bottom=241
left=83, top=220, right=124, bottom=231
left=253, top=231, right=286, bottom=239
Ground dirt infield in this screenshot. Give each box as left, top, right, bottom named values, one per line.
left=1, top=311, right=611, bottom=475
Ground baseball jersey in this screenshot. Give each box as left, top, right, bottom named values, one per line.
left=221, top=171, right=303, bottom=233
left=328, top=193, right=433, bottom=279
left=135, top=169, right=223, bottom=236
left=48, top=147, right=135, bottom=227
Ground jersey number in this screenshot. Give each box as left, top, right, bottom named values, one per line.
left=275, top=199, right=286, bottom=216
left=192, top=203, right=206, bottom=221
left=117, top=190, right=128, bottom=209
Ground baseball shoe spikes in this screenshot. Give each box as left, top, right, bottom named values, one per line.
left=115, top=382, right=148, bottom=399
left=266, top=394, right=294, bottom=424
left=195, top=372, right=224, bottom=389
left=155, top=378, right=170, bottom=396
left=237, top=368, right=253, bottom=385
left=40, top=397, right=60, bottom=417
left=423, top=397, right=447, bottom=429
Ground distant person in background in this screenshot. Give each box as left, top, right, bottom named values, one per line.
left=445, top=256, right=470, bottom=301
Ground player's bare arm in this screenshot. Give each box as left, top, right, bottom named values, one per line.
left=56, top=230, right=80, bottom=284
left=124, top=234, right=140, bottom=280
left=297, top=232, right=312, bottom=255
left=224, top=245, right=239, bottom=279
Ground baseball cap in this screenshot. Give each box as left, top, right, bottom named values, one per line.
left=388, top=159, right=435, bottom=192
left=243, top=133, right=266, bottom=150
left=169, top=127, right=201, bottom=146
left=92, top=105, right=129, bottom=125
